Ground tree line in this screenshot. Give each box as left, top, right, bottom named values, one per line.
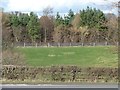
left=2, top=6, right=118, bottom=48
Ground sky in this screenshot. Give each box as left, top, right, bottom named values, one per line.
left=0, top=0, right=119, bottom=16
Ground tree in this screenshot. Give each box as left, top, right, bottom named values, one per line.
left=71, top=13, right=81, bottom=28
left=106, top=13, right=118, bottom=44
left=63, top=9, right=75, bottom=26
left=68, top=9, right=74, bottom=25
left=2, top=7, right=118, bottom=44
left=43, top=6, right=53, bottom=18
left=40, top=16, right=54, bottom=43
left=18, top=13, right=30, bottom=42
left=54, top=9, right=75, bottom=43
left=55, top=12, right=64, bottom=27
left=2, top=12, right=14, bottom=49
left=79, top=7, right=108, bottom=43
left=27, top=12, right=40, bottom=43
left=53, top=24, right=64, bottom=43
left=80, top=7, right=106, bottom=30
left=9, top=12, right=21, bottom=42
left=64, top=15, right=69, bottom=26
left=9, top=12, right=31, bottom=43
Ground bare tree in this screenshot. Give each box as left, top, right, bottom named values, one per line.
left=43, top=6, right=53, bottom=17
left=39, top=16, right=54, bottom=43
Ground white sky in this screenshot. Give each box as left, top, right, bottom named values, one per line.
left=0, top=0, right=119, bottom=15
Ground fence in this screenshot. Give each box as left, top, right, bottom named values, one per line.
left=13, top=42, right=119, bottom=47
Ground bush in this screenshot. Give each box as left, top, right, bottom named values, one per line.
left=2, top=66, right=118, bottom=83
left=2, top=49, right=26, bottom=66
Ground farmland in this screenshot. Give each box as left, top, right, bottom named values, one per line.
left=16, top=46, right=118, bottom=68
left=2, top=1, right=119, bottom=84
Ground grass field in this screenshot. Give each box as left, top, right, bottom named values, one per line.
left=16, top=46, right=118, bottom=67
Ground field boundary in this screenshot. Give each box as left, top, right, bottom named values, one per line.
left=2, top=65, right=118, bottom=83
left=13, top=42, right=119, bottom=48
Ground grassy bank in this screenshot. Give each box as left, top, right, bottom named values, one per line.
left=16, top=46, right=118, bottom=67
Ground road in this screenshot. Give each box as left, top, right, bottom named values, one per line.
left=1, top=84, right=118, bottom=88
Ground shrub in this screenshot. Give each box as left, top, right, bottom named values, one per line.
left=2, top=49, right=26, bottom=66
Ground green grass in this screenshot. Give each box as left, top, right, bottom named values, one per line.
left=16, top=46, right=118, bottom=67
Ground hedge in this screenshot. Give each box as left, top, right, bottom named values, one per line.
left=2, top=65, right=118, bottom=83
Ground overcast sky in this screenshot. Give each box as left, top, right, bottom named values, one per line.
left=0, top=0, right=119, bottom=16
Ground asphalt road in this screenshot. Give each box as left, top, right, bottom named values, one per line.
left=1, top=84, right=118, bottom=88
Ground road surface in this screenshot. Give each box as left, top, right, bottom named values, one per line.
left=1, top=84, right=118, bottom=88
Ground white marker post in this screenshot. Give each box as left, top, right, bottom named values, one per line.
left=24, top=43, right=25, bottom=47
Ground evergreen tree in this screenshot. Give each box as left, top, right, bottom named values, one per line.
left=18, top=13, right=30, bottom=42
left=27, top=12, right=40, bottom=43
left=55, top=12, right=64, bottom=26
left=10, top=12, right=19, bottom=27
left=80, top=7, right=106, bottom=30
left=19, top=13, right=30, bottom=26
left=9, top=12, right=21, bottom=42
left=68, top=9, right=74, bottom=24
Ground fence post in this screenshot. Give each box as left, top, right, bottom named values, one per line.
left=93, top=43, right=96, bottom=46
left=58, top=43, right=60, bottom=47
left=24, top=43, right=25, bottom=47
left=105, top=42, right=108, bottom=46
left=117, top=42, right=119, bottom=46
left=82, top=43, right=84, bottom=46
left=70, top=43, right=71, bottom=46
left=48, top=43, right=50, bottom=47
left=36, top=43, right=37, bottom=47
left=12, top=43, right=14, bottom=47
left=90, top=43, right=92, bottom=46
